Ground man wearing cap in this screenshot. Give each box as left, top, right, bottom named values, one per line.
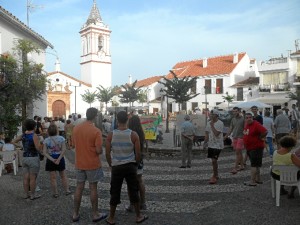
left=204, top=109, right=224, bottom=184
left=179, top=115, right=195, bottom=168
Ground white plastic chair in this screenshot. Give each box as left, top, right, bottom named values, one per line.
left=270, top=165, right=300, bottom=206
left=0, top=151, right=18, bottom=176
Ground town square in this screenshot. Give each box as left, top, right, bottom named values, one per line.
left=0, top=0, right=300, bottom=225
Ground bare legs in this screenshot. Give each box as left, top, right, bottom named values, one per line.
left=73, top=181, right=84, bottom=219
left=49, top=170, right=70, bottom=196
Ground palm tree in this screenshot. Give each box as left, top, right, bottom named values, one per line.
left=96, top=85, right=117, bottom=114
left=159, top=70, right=200, bottom=111
left=81, top=90, right=97, bottom=107
left=119, top=80, right=143, bottom=108
left=222, top=93, right=235, bottom=109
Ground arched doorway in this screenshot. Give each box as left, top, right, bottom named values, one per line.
left=52, top=100, right=66, bottom=118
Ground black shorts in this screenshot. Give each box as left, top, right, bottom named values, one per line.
left=247, top=149, right=263, bottom=167
left=110, top=163, right=139, bottom=206
left=207, top=148, right=221, bottom=160
left=45, top=155, right=66, bottom=171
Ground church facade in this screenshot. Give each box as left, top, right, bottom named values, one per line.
left=46, top=0, right=112, bottom=118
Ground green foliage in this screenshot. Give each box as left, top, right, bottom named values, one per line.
left=0, top=39, right=47, bottom=137
left=222, top=93, right=235, bottom=107
left=96, top=85, right=117, bottom=114
left=159, top=71, right=200, bottom=110
left=137, top=89, right=148, bottom=105
left=119, top=80, right=143, bottom=107
left=81, top=89, right=97, bottom=107
left=288, top=91, right=300, bottom=106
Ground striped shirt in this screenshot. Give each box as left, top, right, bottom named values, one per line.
left=111, top=129, right=135, bottom=166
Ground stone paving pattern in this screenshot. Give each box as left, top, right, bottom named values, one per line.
left=0, top=125, right=300, bottom=225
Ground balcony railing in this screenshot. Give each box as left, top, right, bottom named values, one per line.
left=259, top=85, right=271, bottom=93
left=259, top=84, right=290, bottom=93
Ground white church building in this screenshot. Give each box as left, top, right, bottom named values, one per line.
left=46, top=0, right=112, bottom=118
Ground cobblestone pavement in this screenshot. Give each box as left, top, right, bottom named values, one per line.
left=1, top=145, right=300, bottom=225
left=1, top=121, right=300, bottom=225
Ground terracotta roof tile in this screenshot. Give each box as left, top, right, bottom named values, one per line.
left=166, top=52, right=247, bottom=79
left=135, top=75, right=165, bottom=87
left=231, top=77, right=259, bottom=87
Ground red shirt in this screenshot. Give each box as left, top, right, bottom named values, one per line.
left=243, top=120, right=267, bottom=151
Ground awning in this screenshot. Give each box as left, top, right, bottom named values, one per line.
left=251, top=97, right=290, bottom=105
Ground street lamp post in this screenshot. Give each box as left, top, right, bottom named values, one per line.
left=72, top=83, right=81, bottom=114
left=160, top=88, right=164, bottom=116
left=165, top=95, right=170, bottom=133
left=160, top=88, right=170, bottom=133
left=204, top=86, right=208, bottom=125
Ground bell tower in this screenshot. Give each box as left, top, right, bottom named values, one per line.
left=80, top=0, right=112, bottom=88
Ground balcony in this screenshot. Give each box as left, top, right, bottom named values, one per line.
left=273, top=84, right=290, bottom=92
left=259, top=85, right=271, bottom=93
left=259, top=84, right=290, bottom=93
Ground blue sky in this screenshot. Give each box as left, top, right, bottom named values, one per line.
left=1, top=0, right=300, bottom=85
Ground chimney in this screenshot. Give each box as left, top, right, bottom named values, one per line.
left=128, top=74, right=132, bottom=84
left=55, top=58, right=61, bottom=72
left=203, top=57, right=207, bottom=68
left=233, top=52, right=238, bottom=63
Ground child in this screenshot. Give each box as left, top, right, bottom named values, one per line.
left=0, top=131, right=4, bottom=151
left=2, top=137, right=16, bottom=173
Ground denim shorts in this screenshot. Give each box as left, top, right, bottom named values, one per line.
left=76, top=167, right=104, bottom=183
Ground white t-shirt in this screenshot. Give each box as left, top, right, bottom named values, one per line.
left=263, top=117, right=274, bottom=138
left=2, top=143, right=15, bottom=151
left=205, top=119, right=224, bottom=149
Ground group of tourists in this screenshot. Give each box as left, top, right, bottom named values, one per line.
left=180, top=105, right=300, bottom=194
left=0, top=108, right=149, bottom=224
left=71, top=108, right=148, bottom=224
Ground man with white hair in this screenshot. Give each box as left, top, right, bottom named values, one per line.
left=274, top=109, right=291, bottom=149
left=179, top=114, right=195, bottom=168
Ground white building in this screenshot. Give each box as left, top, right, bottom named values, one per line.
left=162, top=52, right=257, bottom=113
left=46, top=0, right=111, bottom=118
left=0, top=5, right=53, bottom=118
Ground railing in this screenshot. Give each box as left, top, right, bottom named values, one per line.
left=259, top=84, right=290, bottom=92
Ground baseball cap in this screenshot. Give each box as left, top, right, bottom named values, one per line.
left=210, top=109, right=219, bottom=116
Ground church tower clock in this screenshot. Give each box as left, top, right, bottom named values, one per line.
left=80, top=0, right=111, bottom=88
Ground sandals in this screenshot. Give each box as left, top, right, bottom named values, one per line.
left=243, top=181, right=257, bottom=187
left=53, top=194, right=59, bottom=198
left=209, top=176, right=217, bottom=184
left=136, top=215, right=148, bottom=224
left=30, top=194, right=41, bottom=200
left=230, top=169, right=238, bottom=174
